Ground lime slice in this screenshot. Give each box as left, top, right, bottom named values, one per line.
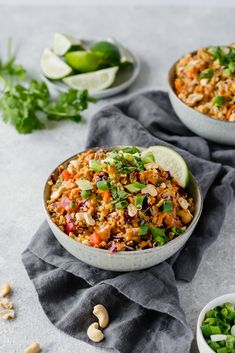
left=63, top=66, right=119, bottom=93
left=141, top=146, right=189, bottom=188
left=65, top=51, right=101, bottom=73
left=53, top=32, right=82, bottom=56
left=40, top=48, right=72, bottom=80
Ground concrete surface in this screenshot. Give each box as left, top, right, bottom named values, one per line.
left=0, top=5, right=234, bottom=353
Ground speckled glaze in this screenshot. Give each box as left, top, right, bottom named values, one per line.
left=168, top=61, right=235, bottom=146
left=43, top=147, right=203, bottom=272
left=197, top=293, right=235, bottom=353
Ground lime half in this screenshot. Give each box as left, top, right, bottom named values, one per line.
left=63, top=66, right=119, bottom=93
left=141, top=146, right=189, bottom=188
left=40, top=48, right=72, bottom=80
left=53, top=32, right=82, bottom=56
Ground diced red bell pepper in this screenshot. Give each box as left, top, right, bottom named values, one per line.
left=62, top=170, right=71, bottom=181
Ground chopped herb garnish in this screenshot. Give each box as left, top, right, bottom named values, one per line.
left=228, top=61, right=235, bottom=73
left=97, top=180, right=109, bottom=190
left=199, top=68, right=215, bottom=81
left=161, top=200, right=173, bottom=213
left=107, top=150, right=144, bottom=174
left=213, top=96, right=225, bottom=106
left=121, top=146, right=140, bottom=154
left=151, top=227, right=167, bottom=246
left=55, top=182, right=62, bottom=189
left=171, top=226, right=184, bottom=236
left=139, top=222, right=149, bottom=236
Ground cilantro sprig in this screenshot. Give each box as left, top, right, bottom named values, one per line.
left=0, top=40, right=96, bottom=134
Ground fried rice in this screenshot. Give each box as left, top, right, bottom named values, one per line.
left=47, top=147, right=194, bottom=253
left=174, top=45, right=235, bottom=122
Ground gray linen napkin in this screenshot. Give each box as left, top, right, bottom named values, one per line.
left=22, top=90, right=235, bottom=353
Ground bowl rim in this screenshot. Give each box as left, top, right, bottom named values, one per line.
left=168, top=51, right=235, bottom=125
left=43, top=145, right=203, bottom=256
left=196, top=292, right=235, bottom=353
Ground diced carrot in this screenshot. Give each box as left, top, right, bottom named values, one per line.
left=62, top=170, right=71, bottom=181
left=226, top=105, right=235, bottom=120
left=103, top=190, right=111, bottom=202
left=128, top=196, right=134, bottom=203
left=89, top=233, right=101, bottom=246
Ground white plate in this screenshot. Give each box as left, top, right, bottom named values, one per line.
left=40, top=37, right=141, bottom=99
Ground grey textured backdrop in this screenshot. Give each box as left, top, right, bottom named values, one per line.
left=0, top=5, right=234, bottom=353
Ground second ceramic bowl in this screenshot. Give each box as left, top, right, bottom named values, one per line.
left=168, top=59, right=235, bottom=146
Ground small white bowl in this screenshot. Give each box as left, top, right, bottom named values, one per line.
left=43, top=146, right=203, bottom=272
left=197, top=292, right=235, bottom=353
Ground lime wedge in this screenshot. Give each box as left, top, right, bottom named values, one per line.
left=40, top=48, right=72, bottom=80
left=141, top=146, right=189, bottom=188
left=53, top=32, right=82, bottom=56
left=65, top=51, right=101, bottom=73
left=63, top=66, right=119, bottom=93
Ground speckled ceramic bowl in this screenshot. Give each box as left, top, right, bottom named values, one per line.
left=43, top=147, right=203, bottom=272
left=168, top=60, right=235, bottom=145
left=197, top=293, right=235, bottom=353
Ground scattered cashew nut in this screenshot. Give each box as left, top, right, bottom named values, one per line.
left=0, top=309, right=15, bottom=320
left=0, top=297, right=13, bottom=309
left=93, top=304, right=109, bottom=329
left=87, top=322, right=104, bottom=342
left=24, top=342, right=41, bottom=353
left=1, top=283, right=11, bottom=297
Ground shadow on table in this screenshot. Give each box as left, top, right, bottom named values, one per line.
left=191, top=338, right=199, bottom=353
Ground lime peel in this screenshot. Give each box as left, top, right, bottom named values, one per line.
left=141, top=146, right=189, bottom=188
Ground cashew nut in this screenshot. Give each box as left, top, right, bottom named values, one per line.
left=0, top=309, right=15, bottom=320
left=1, top=283, right=11, bottom=297
left=141, top=184, right=158, bottom=197
left=0, top=297, right=13, bottom=309
left=93, top=304, right=109, bottom=328
left=24, top=342, right=41, bottom=353
left=87, top=322, right=104, bottom=342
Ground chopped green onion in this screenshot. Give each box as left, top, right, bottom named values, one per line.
left=213, top=96, right=225, bottom=106
left=223, top=68, right=231, bottom=77
left=89, top=160, right=102, bottom=172
left=142, top=152, right=155, bottom=164
left=77, top=179, right=93, bottom=190
left=134, top=195, right=145, bottom=209
left=81, top=190, right=91, bottom=199
left=125, top=182, right=145, bottom=193
left=115, top=200, right=129, bottom=209
left=55, top=182, right=62, bottom=189
left=217, top=348, right=228, bottom=353
left=71, top=200, right=76, bottom=208
left=97, top=180, right=109, bottom=191
left=121, top=146, right=140, bottom=154
left=201, top=325, right=221, bottom=337
left=161, top=200, right=173, bottom=212
left=139, top=222, right=149, bottom=236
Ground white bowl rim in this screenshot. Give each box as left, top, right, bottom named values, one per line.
left=43, top=146, right=203, bottom=256
left=197, top=292, right=235, bottom=353
left=168, top=53, right=235, bottom=125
